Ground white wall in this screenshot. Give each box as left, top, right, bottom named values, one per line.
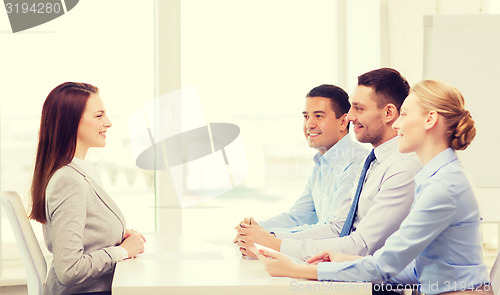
left=345, top=0, right=381, bottom=91
left=423, top=14, right=500, bottom=188
left=383, top=0, right=494, bottom=84
left=179, top=0, right=338, bottom=188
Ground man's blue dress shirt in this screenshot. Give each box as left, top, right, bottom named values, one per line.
left=259, top=135, right=368, bottom=233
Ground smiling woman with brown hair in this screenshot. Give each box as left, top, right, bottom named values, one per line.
left=30, top=82, right=146, bottom=295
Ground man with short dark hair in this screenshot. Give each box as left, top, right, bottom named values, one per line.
left=234, top=84, right=368, bottom=253
left=238, top=68, right=422, bottom=260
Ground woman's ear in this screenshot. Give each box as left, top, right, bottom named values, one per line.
left=424, top=110, right=439, bottom=130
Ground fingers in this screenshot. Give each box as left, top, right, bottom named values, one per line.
left=236, top=227, right=248, bottom=235
left=237, top=238, right=253, bottom=249
left=237, top=226, right=257, bottom=237
left=236, top=239, right=246, bottom=248
left=239, top=222, right=261, bottom=230
left=124, top=229, right=139, bottom=241
left=234, top=222, right=245, bottom=243
left=239, top=223, right=251, bottom=229
left=237, top=237, right=258, bottom=257
left=135, top=234, right=145, bottom=254
left=121, top=232, right=146, bottom=258
left=237, top=237, right=247, bottom=253
left=237, top=223, right=259, bottom=233
left=240, top=247, right=257, bottom=257
left=235, top=217, right=259, bottom=241
left=131, top=232, right=145, bottom=244
left=305, top=257, right=320, bottom=264
left=306, top=251, right=330, bottom=264
left=258, top=248, right=280, bottom=260
left=243, top=217, right=255, bottom=225
left=126, top=229, right=146, bottom=243
left=235, top=217, right=257, bottom=245
left=235, top=216, right=253, bottom=229
left=249, top=247, right=266, bottom=260
left=305, top=252, right=324, bottom=263
left=249, top=247, right=281, bottom=262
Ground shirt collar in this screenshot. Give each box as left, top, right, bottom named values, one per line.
left=414, top=147, right=458, bottom=187
left=313, top=134, right=353, bottom=165
left=372, top=136, right=399, bottom=164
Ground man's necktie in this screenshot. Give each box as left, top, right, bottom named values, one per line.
left=339, top=149, right=376, bottom=237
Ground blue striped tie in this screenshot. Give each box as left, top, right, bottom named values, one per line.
left=339, top=149, right=376, bottom=237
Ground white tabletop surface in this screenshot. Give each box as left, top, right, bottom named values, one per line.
left=112, top=234, right=372, bottom=295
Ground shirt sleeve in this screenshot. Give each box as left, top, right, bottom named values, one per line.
left=277, top=198, right=348, bottom=258
left=317, top=177, right=457, bottom=283
left=46, top=175, right=123, bottom=286
left=110, top=246, right=129, bottom=261
left=272, top=159, right=360, bottom=235
left=280, top=158, right=421, bottom=261
left=338, top=158, right=421, bottom=255
left=258, top=169, right=319, bottom=230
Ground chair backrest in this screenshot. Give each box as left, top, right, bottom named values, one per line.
left=490, top=252, right=500, bottom=295
left=0, top=191, right=47, bottom=295
left=491, top=251, right=500, bottom=295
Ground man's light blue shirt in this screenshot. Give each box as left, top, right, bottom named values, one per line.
left=258, top=135, right=368, bottom=233
left=317, top=148, right=490, bottom=294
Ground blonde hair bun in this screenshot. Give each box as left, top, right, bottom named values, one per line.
left=451, top=110, right=476, bottom=150
left=412, top=80, right=476, bottom=150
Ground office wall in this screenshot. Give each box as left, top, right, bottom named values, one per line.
left=423, top=14, right=500, bottom=188
left=382, top=0, right=497, bottom=84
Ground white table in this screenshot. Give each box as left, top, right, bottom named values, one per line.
left=112, top=234, right=372, bottom=295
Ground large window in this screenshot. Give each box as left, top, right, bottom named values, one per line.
left=0, top=0, right=155, bottom=271
left=172, top=0, right=342, bottom=237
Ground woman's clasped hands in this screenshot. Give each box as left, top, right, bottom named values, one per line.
left=119, top=228, right=146, bottom=259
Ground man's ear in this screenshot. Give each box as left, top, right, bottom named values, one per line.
left=339, top=113, right=348, bottom=131
left=384, top=104, right=398, bottom=123
left=424, top=110, right=439, bottom=130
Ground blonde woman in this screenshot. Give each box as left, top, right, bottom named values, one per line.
left=251, top=80, right=492, bottom=295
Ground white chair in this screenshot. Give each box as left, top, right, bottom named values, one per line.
left=0, top=191, right=47, bottom=295
left=492, top=251, right=500, bottom=295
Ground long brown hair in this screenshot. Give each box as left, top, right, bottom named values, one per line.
left=29, top=82, right=99, bottom=223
